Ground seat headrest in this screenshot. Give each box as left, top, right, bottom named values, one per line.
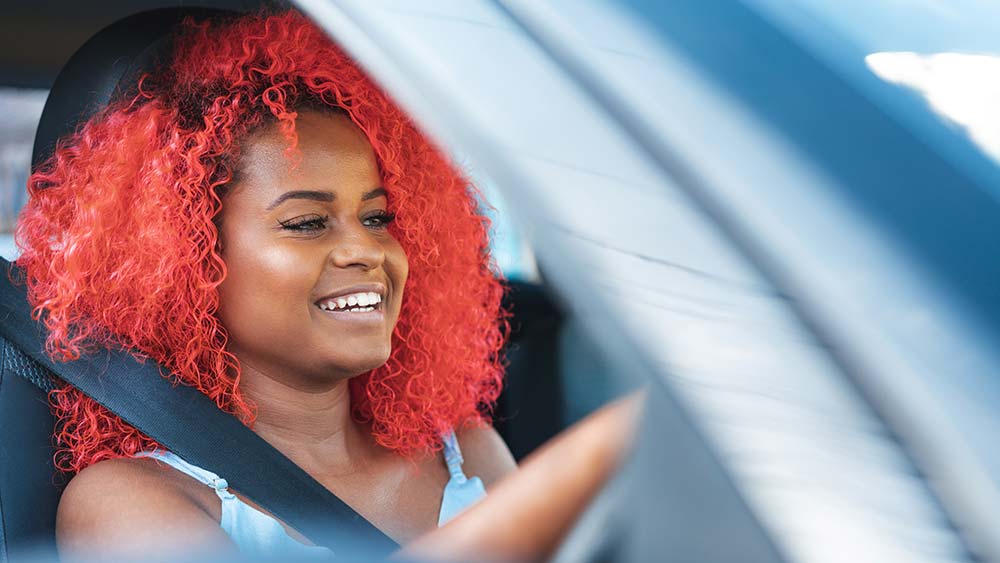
left=31, top=7, right=239, bottom=170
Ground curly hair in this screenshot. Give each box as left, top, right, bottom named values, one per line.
left=15, top=11, right=507, bottom=474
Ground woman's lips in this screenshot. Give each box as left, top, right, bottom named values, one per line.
left=316, top=306, right=386, bottom=323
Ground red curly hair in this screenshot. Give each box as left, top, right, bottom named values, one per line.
left=15, top=11, right=507, bottom=474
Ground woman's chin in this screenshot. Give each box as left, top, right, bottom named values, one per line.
left=333, top=350, right=392, bottom=379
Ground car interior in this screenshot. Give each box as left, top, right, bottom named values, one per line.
left=16, top=1, right=999, bottom=561
left=0, top=3, right=620, bottom=559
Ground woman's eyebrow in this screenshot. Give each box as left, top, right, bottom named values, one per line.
left=266, top=187, right=386, bottom=210
left=362, top=187, right=388, bottom=201
left=266, top=190, right=334, bottom=210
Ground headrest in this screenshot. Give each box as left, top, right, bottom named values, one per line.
left=31, top=8, right=238, bottom=170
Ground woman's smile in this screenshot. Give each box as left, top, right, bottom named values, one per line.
left=314, top=284, right=388, bottom=324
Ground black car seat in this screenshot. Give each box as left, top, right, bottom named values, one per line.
left=0, top=340, right=62, bottom=560
left=495, top=278, right=620, bottom=460
left=495, top=280, right=567, bottom=460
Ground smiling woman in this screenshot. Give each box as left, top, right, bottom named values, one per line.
left=11, top=7, right=644, bottom=561
left=18, top=10, right=507, bottom=472
left=14, top=9, right=517, bottom=557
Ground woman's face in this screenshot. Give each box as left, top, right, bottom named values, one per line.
left=217, top=111, right=408, bottom=387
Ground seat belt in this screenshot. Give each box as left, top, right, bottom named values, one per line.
left=0, top=258, right=398, bottom=556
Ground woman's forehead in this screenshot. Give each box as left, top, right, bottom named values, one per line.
left=233, top=112, right=382, bottom=204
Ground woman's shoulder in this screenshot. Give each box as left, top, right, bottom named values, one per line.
left=56, top=456, right=232, bottom=557
left=454, top=425, right=517, bottom=488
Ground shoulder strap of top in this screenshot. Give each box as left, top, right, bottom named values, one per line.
left=136, top=450, right=236, bottom=500
left=440, top=430, right=467, bottom=482
left=438, top=430, right=487, bottom=526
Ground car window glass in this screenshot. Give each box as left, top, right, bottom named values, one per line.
left=0, top=87, right=44, bottom=260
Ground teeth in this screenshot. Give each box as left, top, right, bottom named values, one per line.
left=318, top=291, right=384, bottom=311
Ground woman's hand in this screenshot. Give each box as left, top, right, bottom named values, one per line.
left=400, top=391, right=645, bottom=562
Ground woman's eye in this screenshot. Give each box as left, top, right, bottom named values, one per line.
left=279, top=215, right=329, bottom=231
left=362, top=211, right=396, bottom=229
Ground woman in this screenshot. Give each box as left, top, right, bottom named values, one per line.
left=17, top=10, right=638, bottom=560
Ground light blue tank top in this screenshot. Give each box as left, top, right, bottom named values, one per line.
left=136, top=430, right=486, bottom=557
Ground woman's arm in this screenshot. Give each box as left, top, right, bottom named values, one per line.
left=56, top=458, right=236, bottom=561
left=402, top=393, right=644, bottom=561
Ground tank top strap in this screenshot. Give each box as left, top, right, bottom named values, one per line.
left=440, top=429, right=467, bottom=481
left=438, top=429, right=487, bottom=526
left=135, top=450, right=237, bottom=501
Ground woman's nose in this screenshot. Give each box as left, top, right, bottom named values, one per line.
left=327, top=223, right=386, bottom=271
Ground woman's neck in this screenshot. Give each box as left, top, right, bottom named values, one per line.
left=236, top=363, right=379, bottom=474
